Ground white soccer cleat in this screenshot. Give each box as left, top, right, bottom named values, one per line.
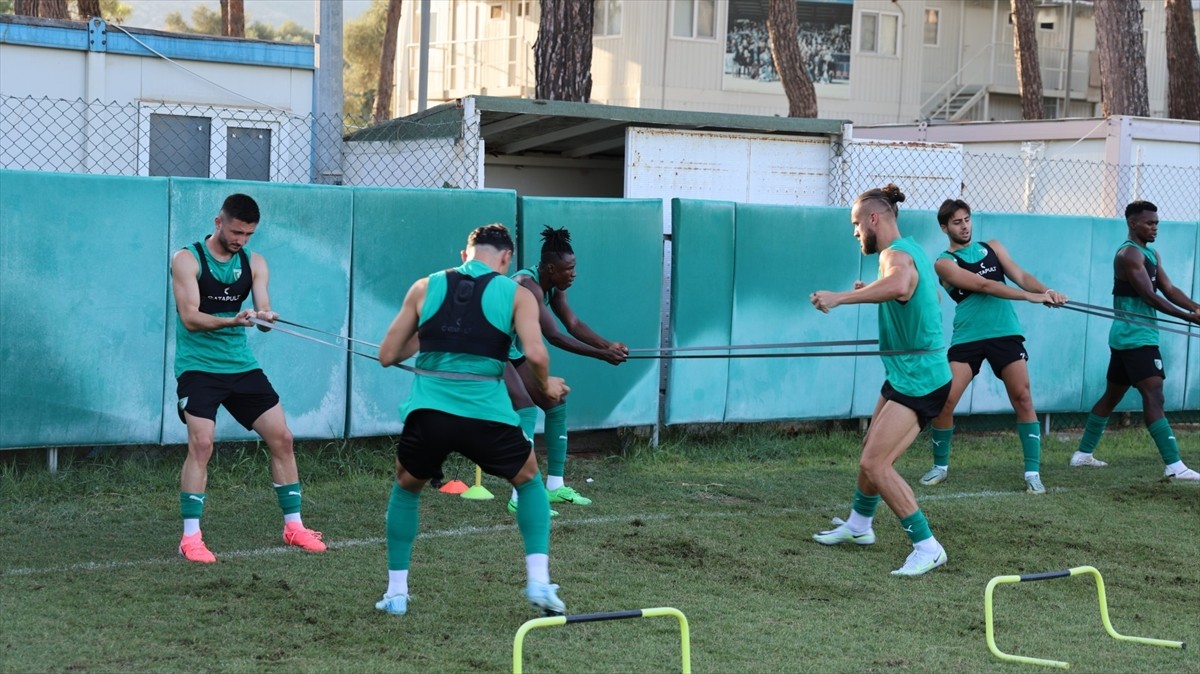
left=1070, top=451, right=1108, bottom=467
left=1164, top=466, right=1200, bottom=481
left=890, top=544, right=947, bottom=577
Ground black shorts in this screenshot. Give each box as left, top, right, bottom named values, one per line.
left=176, top=369, right=280, bottom=430
left=1106, top=346, right=1166, bottom=386
left=396, top=409, right=533, bottom=482
left=947, top=336, right=1027, bottom=377
left=881, top=380, right=952, bottom=431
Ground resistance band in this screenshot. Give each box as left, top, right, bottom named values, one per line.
left=1059, top=303, right=1198, bottom=338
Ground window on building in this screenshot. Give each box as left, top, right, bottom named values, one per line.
left=923, top=8, right=940, bottom=46
left=149, top=114, right=210, bottom=178
left=490, top=4, right=503, bottom=20
left=226, top=128, right=272, bottom=182
left=859, top=11, right=899, bottom=56
left=1037, top=8, right=1055, bottom=31
left=672, top=0, right=715, bottom=39
left=594, top=0, right=622, bottom=37
left=517, top=1, right=531, bottom=17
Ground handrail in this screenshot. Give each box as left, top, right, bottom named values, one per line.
left=920, top=43, right=993, bottom=118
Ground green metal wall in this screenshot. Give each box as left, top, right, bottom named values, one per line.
left=348, top=187, right=517, bottom=437
left=517, top=197, right=663, bottom=430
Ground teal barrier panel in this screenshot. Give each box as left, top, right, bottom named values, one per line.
left=1188, top=223, right=1200, bottom=410
left=665, top=199, right=735, bottom=424
left=0, top=171, right=169, bottom=449
left=1080, top=217, right=1196, bottom=413
left=726, top=204, right=864, bottom=421
left=161, top=178, right=353, bottom=444
left=850, top=209, right=951, bottom=418
left=955, top=212, right=1095, bottom=415
left=517, top=197, right=662, bottom=430
left=349, top=188, right=517, bottom=437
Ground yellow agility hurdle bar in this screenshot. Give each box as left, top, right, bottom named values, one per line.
left=985, top=565, right=1185, bottom=669
left=513, top=607, right=691, bottom=674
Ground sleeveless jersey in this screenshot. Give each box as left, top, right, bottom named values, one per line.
left=174, top=239, right=259, bottom=377
left=1110, top=241, right=1160, bottom=349
left=939, top=241, right=1023, bottom=345
left=877, top=237, right=952, bottom=397
left=399, top=259, right=520, bottom=425
left=508, top=267, right=556, bottom=360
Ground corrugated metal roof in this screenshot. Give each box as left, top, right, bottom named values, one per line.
left=345, top=96, right=846, bottom=159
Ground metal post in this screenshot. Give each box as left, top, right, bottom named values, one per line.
left=418, top=0, right=431, bottom=112
left=313, top=0, right=344, bottom=184
left=1061, top=0, right=1076, bottom=118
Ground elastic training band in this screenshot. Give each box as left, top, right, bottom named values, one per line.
left=626, top=348, right=936, bottom=360
left=626, top=339, right=877, bottom=354
left=1059, top=304, right=1198, bottom=339
left=1065, top=300, right=1194, bottom=329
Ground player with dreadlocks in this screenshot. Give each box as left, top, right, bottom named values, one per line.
left=506, top=226, right=628, bottom=515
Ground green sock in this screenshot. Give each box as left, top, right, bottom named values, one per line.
left=899, top=509, right=933, bottom=545
left=386, top=482, right=421, bottom=571
left=1148, top=418, right=1181, bottom=465
left=544, top=403, right=568, bottom=478
left=1078, top=413, right=1109, bottom=454
left=517, top=406, right=538, bottom=446
left=1016, top=421, right=1041, bottom=473
left=931, top=425, right=954, bottom=468
left=180, top=492, right=205, bottom=520
left=273, top=482, right=302, bottom=515
left=851, top=488, right=881, bottom=518
left=514, top=472, right=550, bottom=555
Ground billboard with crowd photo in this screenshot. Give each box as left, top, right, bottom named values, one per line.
left=723, top=0, right=852, bottom=98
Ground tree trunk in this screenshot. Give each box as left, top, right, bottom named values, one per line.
left=1094, top=0, right=1150, bottom=117
left=76, top=0, right=102, bottom=20
left=222, top=0, right=245, bottom=38
left=1010, top=0, right=1044, bottom=120
left=373, top=0, right=404, bottom=123
left=767, top=0, right=818, bottom=117
left=13, top=0, right=37, bottom=16
left=1165, top=0, right=1200, bottom=120
left=36, top=0, right=69, bottom=19
left=534, top=0, right=594, bottom=102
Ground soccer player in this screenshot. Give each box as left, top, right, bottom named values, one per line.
left=506, top=226, right=627, bottom=515
left=810, top=183, right=952, bottom=577
left=1072, top=201, right=1200, bottom=479
left=375, top=224, right=571, bottom=617
left=919, top=199, right=1066, bottom=494
left=170, top=193, right=326, bottom=563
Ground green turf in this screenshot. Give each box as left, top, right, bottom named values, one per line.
left=1, top=426, right=1197, bottom=673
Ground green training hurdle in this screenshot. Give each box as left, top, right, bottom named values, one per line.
left=513, top=607, right=691, bottom=673
left=985, top=565, right=1185, bottom=669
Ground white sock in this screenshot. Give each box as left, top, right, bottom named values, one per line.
left=546, top=475, right=564, bottom=491
left=526, top=553, right=550, bottom=585
left=1165, top=460, right=1187, bottom=474
left=914, top=536, right=942, bottom=555
left=511, top=487, right=520, bottom=502
left=1024, top=471, right=1039, bottom=479
left=183, top=519, right=201, bottom=536
left=283, top=513, right=303, bottom=526
left=386, top=569, right=408, bottom=597
left=846, top=511, right=872, bottom=534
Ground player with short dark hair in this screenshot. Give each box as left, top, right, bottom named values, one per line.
left=810, top=183, right=952, bottom=577
left=918, top=199, right=1066, bottom=494
left=171, top=193, right=326, bottom=563
left=375, top=223, right=571, bottom=617
left=505, top=226, right=627, bottom=515
left=1072, top=201, right=1200, bottom=479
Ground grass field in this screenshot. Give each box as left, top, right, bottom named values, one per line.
left=1, top=426, right=1197, bottom=673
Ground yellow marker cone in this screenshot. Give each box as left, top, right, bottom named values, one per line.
left=461, top=465, right=494, bottom=500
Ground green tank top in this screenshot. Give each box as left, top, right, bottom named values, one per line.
left=508, top=267, right=555, bottom=360
left=1110, top=242, right=1159, bottom=350
left=878, top=237, right=952, bottom=397
left=399, top=260, right=520, bottom=426
left=938, top=242, right=1024, bottom=345
left=174, top=245, right=259, bottom=377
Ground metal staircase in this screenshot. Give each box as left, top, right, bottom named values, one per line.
left=923, top=84, right=986, bottom=122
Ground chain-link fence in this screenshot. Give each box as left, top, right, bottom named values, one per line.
left=0, top=95, right=481, bottom=189
left=829, top=139, right=1200, bottom=218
